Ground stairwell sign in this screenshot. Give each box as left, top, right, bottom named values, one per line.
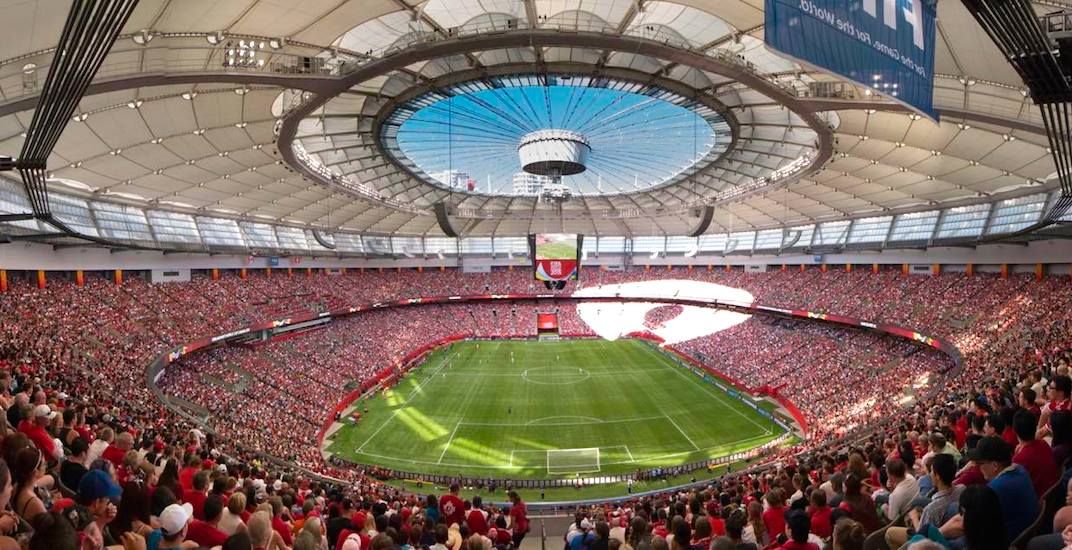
left=764, top=0, right=938, bottom=120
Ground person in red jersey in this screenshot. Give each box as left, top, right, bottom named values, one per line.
left=439, top=483, right=465, bottom=526
left=186, top=494, right=228, bottom=548
left=1012, top=409, right=1058, bottom=497
left=1039, top=375, right=1072, bottom=438
left=465, top=495, right=489, bottom=536
left=101, top=432, right=132, bottom=469
left=806, top=490, right=832, bottom=539
left=761, top=489, right=787, bottom=542
left=18, top=404, right=61, bottom=463
left=507, top=491, right=528, bottom=547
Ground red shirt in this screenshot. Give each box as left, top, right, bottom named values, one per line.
left=178, top=466, right=197, bottom=494
left=466, top=509, right=489, bottom=535
left=762, top=506, right=786, bottom=542
left=186, top=519, right=228, bottom=547
left=807, top=505, right=832, bottom=539
left=185, top=491, right=207, bottom=520
left=954, top=464, right=986, bottom=486
left=1014, top=439, right=1060, bottom=497
left=102, top=445, right=126, bottom=467
left=439, top=494, right=465, bottom=526
left=17, top=421, right=56, bottom=459
left=708, top=516, right=726, bottom=537
left=510, top=501, right=529, bottom=534
left=272, top=515, right=293, bottom=546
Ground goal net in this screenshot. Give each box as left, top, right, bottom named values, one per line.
left=546, top=447, right=601, bottom=475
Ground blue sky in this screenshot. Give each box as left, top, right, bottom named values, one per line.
left=396, top=82, right=723, bottom=195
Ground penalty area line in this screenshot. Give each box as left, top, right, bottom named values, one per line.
left=666, top=415, right=700, bottom=451
left=437, top=421, right=460, bottom=464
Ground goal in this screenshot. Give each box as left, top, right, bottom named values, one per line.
left=546, top=447, right=601, bottom=475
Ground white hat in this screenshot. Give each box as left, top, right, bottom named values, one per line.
left=580, top=518, right=593, bottom=530
left=160, top=502, right=193, bottom=536
left=32, top=404, right=56, bottom=420
left=272, top=479, right=283, bottom=491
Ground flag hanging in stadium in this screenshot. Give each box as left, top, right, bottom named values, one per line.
left=764, top=0, right=938, bottom=120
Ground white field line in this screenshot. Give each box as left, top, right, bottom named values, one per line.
left=356, top=349, right=459, bottom=453
left=437, top=421, right=461, bottom=464
left=666, top=415, right=700, bottom=451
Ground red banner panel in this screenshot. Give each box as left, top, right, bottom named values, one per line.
left=534, top=259, right=577, bottom=281
left=536, top=313, right=558, bottom=330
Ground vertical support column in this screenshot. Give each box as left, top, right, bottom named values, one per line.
left=846, top=264, right=853, bottom=273
left=306, top=267, right=312, bottom=277
left=113, top=269, right=122, bottom=286
left=1036, top=263, right=1044, bottom=281
left=418, top=266, right=424, bottom=273
left=0, top=270, right=7, bottom=293
left=75, top=270, right=84, bottom=287
left=820, top=263, right=828, bottom=273
left=781, top=264, right=787, bottom=272
left=707, top=265, right=713, bottom=271
left=211, top=268, right=220, bottom=280
left=644, top=265, right=651, bottom=272
left=666, top=264, right=672, bottom=272
left=872, top=263, right=879, bottom=274
left=725, top=264, right=731, bottom=272
left=932, top=264, right=941, bottom=277
left=287, top=267, right=293, bottom=277
left=440, top=265, right=445, bottom=272
left=1000, top=264, right=1009, bottom=279
left=966, top=264, right=974, bottom=277
left=902, top=263, right=909, bottom=277
left=36, top=270, right=46, bottom=289
left=799, top=264, right=805, bottom=272
left=266, top=267, right=272, bottom=278
left=239, top=268, right=247, bottom=280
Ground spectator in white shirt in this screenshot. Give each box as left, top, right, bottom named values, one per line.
left=882, top=458, right=919, bottom=521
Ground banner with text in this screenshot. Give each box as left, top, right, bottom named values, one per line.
left=765, top=0, right=938, bottom=119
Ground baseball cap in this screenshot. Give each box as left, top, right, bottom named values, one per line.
left=32, top=404, right=56, bottom=420
left=967, top=436, right=1013, bottom=463
left=160, top=502, right=193, bottom=536
left=77, top=469, right=121, bottom=502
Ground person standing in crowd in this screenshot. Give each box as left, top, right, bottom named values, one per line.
left=507, top=490, right=528, bottom=547
left=439, top=483, right=465, bottom=527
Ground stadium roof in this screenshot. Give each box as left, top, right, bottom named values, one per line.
left=0, top=0, right=1068, bottom=244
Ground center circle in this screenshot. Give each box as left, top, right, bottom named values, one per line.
left=521, top=366, right=591, bottom=385
left=382, top=74, right=732, bottom=197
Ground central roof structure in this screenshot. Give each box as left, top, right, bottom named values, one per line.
left=0, top=0, right=1066, bottom=243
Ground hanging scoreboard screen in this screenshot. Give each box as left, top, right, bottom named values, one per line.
left=530, top=233, right=582, bottom=281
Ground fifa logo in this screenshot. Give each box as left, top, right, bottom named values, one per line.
left=861, top=0, right=925, bottom=51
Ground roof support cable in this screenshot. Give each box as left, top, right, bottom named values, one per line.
left=5, top=0, right=140, bottom=227
left=961, top=0, right=1072, bottom=235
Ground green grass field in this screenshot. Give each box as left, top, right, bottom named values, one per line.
left=327, top=339, right=785, bottom=479
left=535, top=240, right=577, bottom=259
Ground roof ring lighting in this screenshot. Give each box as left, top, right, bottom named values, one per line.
left=268, top=38, right=284, bottom=50
left=207, top=31, right=226, bottom=45
left=21, top=63, right=36, bottom=75
left=181, top=91, right=197, bottom=100
left=132, top=29, right=154, bottom=45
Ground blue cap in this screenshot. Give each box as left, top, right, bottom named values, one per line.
left=78, top=469, right=121, bottom=502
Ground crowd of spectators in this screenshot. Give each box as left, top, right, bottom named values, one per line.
left=0, top=265, right=1068, bottom=548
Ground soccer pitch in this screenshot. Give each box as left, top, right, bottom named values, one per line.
left=327, top=339, right=786, bottom=479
